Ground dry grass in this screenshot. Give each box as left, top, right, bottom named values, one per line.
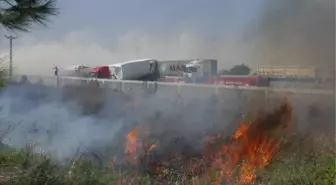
left=0, top=131, right=334, bottom=185
left=0, top=79, right=334, bottom=185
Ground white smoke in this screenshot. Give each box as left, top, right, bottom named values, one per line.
left=0, top=82, right=241, bottom=161
left=0, top=85, right=123, bottom=160
left=3, top=30, right=254, bottom=75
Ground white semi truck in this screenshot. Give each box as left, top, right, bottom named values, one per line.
left=108, top=59, right=159, bottom=81
left=58, top=64, right=92, bottom=77
left=184, top=59, right=218, bottom=83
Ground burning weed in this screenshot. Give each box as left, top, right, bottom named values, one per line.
left=0, top=80, right=334, bottom=184
left=115, top=100, right=293, bottom=185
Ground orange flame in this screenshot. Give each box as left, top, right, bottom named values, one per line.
left=125, top=127, right=139, bottom=154
left=121, top=100, right=291, bottom=185
left=206, top=123, right=278, bottom=185
left=205, top=101, right=292, bottom=185
left=148, top=142, right=157, bottom=152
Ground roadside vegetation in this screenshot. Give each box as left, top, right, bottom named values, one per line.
left=0, top=79, right=334, bottom=185
left=0, top=130, right=334, bottom=185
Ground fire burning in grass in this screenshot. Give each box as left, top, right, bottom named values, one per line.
left=204, top=100, right=292, bottom=185
left=122, top=100, right=292, bottom=184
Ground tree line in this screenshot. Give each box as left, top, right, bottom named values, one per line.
left=218, top=64, right=251, bottom=75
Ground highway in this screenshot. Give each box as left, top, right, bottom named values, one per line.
left=11, top=75, right=334, bottom=97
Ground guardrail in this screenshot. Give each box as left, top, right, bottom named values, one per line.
left=12, top=75, right=335, bottom=97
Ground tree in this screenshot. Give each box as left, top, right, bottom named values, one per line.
left=0, top=0, right=59, bottom=32
left=218, top=64, right=251, bottom=75
left=229, top=64, right=251, bottom=75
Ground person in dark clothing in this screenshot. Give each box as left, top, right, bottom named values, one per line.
left=53, top=66, right=59, bottom=76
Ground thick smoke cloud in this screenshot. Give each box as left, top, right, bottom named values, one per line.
left=4, top=30, right=252, bottom=75
left=0, top=81, right=333, bottom=162
left=0, top=84, right=124, bottom=160
left=251, top=0, right=335, bottom=77
left=0, top=82, right=243, bottom=161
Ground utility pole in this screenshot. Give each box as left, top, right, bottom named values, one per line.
left=5, top=35, right=18, bottom=79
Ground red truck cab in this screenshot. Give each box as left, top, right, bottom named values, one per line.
left=88, top=66, right=111, bottom=79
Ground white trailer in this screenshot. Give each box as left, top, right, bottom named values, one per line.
left=184, top=59, right=218, bottom=83
left=158, top=60, right=191, bottom=77
left=59, top=64, right=91, bottom=77
left=108, top=59, right=158, bottom=80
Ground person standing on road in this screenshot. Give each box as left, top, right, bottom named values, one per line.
left=53, top=65, right=59, bottom=77
left=53, top=65, right=60, bottom=87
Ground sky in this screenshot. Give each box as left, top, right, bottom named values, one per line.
left=0, top=0, right=268, bottom=75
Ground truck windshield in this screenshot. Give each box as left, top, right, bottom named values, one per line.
left=185, top=66, right=197, bottom=73
left=114, top=67, right=121, bottom=75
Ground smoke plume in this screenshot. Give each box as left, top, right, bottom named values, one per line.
left=0, top=81, right=241, bottom=161
left=3, top=30, right=252, bottom=75
left=251, top=0, right=335, bottom=77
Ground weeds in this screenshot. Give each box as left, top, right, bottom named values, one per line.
left=0, top=78, right=334, bottom=184
left=0, top=132, right=333, bottom=185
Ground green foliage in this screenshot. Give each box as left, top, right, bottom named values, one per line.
left=0, top=0, right=59, bottom=32
left=255, top=134, right=335, bottom=185
left=219, top=64, right=251, bottom=75
left=0, top=132, right=334, bottom=185
left=229, top=64, right=251, bottom=75
left=256, top=154, right=335, bottom=185
left=0, top=68, right=9, bottom=87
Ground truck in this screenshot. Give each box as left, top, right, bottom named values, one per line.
left=183, top=59, right=218, bottom=83
left=155, top=60, right=194, bottom=83
left=183, top=59, right=270, bottom=86
left=108, top=59, right=160, bottom=81
left=88, top=66, right=111, bottom=79
left=158, top=60, right=191, bottom=77
left=256, top=65, right=321, bottom=82
left=59, top=65, right=91, bottom=77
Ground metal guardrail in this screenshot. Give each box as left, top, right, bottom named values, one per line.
left=12, top=75, right=335, bottom=96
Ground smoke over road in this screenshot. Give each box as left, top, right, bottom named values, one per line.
left=0, top=82, right=238, bottom=161
left=0, top=80, right=333, bottom=185
left=251, top=0, right=335, bottom=77
left=0, top=80, right=334, bottom=163
left=7, top=30, right=254, bottom=75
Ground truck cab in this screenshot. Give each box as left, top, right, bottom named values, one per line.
left=184, top=59, right=218, bottom=83
left=88, top=66, right=111, bottom=79
left=109, top=65, right=122, bottom=80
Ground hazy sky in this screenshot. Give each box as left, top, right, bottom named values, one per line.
left=1, top=0, right=266, bottom=75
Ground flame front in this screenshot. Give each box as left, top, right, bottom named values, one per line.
left=124, top=126, right=143, bottom=166
left=205, top=123, right=278, bottom=185
left=125, top=127, right=139, bottom=154
left=120, top=101, right=292, bottom=185
left=205, top=101, right=292, bottom=185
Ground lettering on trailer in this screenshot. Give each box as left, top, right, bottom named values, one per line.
left=169, top=64, right=186, bottom=72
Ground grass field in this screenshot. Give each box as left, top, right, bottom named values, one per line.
left=0, top=132, right=334, bottom=185
left=0, top=81, right=335, bottom=185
